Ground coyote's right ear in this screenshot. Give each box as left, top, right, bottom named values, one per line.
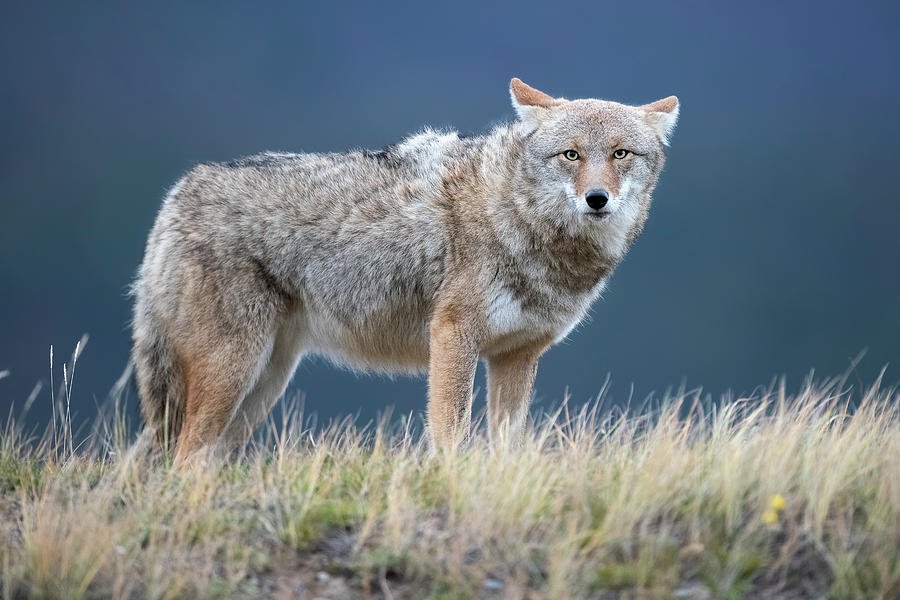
left=510, top=78, right=558, bottom=130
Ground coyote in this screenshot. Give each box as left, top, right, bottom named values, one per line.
left=131, top=78, right=679, bottom=464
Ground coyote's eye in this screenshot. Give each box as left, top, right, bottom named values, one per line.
left=613, top=149, right=630, bottom=159
left=563, top=150, right=580, bottom=161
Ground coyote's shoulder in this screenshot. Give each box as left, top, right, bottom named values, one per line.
left=132, top=78, right=679, bottom=463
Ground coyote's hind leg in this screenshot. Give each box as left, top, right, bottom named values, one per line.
left=171, top=261, right=284, bottom=467
left=219, top=311, right=307, bottom=452
left=175, top=340, right=272, bottom=466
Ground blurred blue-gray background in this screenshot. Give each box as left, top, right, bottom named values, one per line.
left=2, top=1, right=898, bottom=429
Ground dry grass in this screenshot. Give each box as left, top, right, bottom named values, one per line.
left=1, top=371, right=899, bottom=599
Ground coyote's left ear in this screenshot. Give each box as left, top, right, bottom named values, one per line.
left=639, top=96, right=680, bottom=146
left=510, top=78, right=560, bottom=130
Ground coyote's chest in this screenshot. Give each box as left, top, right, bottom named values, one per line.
left=483, top=278, right=607, bottom=355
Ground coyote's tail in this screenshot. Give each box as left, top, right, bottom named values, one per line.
left=132, top=312, right=185, bottom=451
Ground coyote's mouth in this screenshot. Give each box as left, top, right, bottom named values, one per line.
left=585, top=211, right=611, bottom=220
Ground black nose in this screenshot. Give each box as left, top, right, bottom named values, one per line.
left=585, top=189, right=609, bottom=210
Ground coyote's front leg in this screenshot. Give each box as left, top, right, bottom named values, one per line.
left=427, top=307, right=481, bottom=451
left=485, top=339, right=550, bottom=447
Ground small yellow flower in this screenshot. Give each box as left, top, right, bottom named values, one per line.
left=770, top=494, right=786, bottom=512
left=762, top=509, right=779, bottom=525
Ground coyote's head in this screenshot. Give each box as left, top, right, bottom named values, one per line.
left=509, top=78, right=678, bottom=242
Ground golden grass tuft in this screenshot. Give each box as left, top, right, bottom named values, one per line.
left=1, top=373, right=899, bottom=599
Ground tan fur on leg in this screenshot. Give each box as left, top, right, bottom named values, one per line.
left=486, top=339, right=550, bottom=447
left=174, top=350, right=264, bottom=467
left=168, top=261, right=282, bottom=468
left=427, top=307, right=482, bottom=451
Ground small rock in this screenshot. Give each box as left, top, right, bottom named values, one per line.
left=322, top=578, right=351, bottom=598
left=483, top=578, right=503, bottom=590
left=674, top=584, right=711, bottom=599
left=679, top=542, right=705, bottom=557
left=316, top=571, right=330, bottom=582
